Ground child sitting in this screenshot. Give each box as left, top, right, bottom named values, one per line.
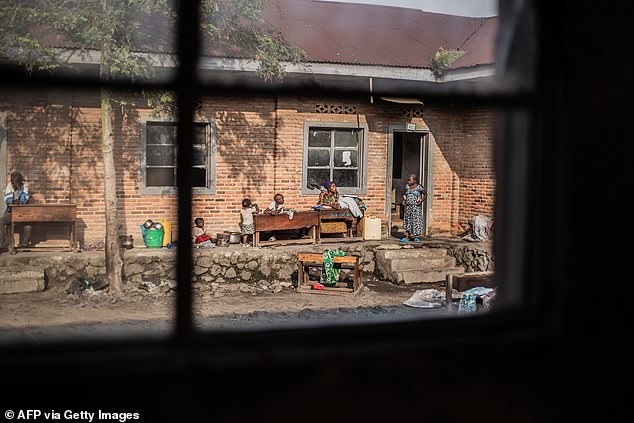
left=192, top=217, right=213, bottom=248
left=240, top=198, right=259, bottom=246
left=264, top=193, right=285, bottom=214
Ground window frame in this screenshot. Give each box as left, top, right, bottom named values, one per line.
left=301, top=121, right=369, bottom=195
left=139, top=116, right=216, bottom=196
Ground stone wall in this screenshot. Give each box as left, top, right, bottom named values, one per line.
left=0, top=242, right=492, bottom=294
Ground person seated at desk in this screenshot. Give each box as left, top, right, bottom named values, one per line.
left=264, top=193, right=285, bottom=214
left=2, top=171, right=33, bottom=248
left=317, top=180, right=340, bottom=209
left=315, top=180, right=364, bottom=218
left=315, top=180, right=365, bottom=236
left=263, top=193, right=299, bottom=241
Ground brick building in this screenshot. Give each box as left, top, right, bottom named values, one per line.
left=0, top=0, right=497, bottom=245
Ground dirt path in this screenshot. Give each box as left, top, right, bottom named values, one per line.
left=0, top=278, right=448, bottom=343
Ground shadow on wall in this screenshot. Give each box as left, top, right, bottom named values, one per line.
left=195, top=95, right=291, bottom=233
left=425, top=103, right=497, bottom=233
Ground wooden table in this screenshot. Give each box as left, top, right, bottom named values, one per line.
left=296, top=252, right=362, bottom=296
left=253, top=211, right=319, bottom=247
left=8, top=204, right=77, bottom=253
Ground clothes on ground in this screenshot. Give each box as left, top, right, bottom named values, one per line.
left=458, top=287, right=495, bottom=313
left=321, top=248, right=345, bottom=286
left=403, top=184, right=425, bottom=236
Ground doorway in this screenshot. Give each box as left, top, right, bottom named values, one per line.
left=389, top=130, right=430, bottom=237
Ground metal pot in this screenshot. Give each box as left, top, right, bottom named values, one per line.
left=216, top=233, right=230, bottom=247
left=119, top=235, right=134, bottom=250
left=143, top=219, right=154, bottom=229
left=227, top=231, right=241, bottom=244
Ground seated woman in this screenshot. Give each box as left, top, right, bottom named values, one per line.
left=316, top=180, right=365, bottom=237
left=317, top=180, right=340, bottom=209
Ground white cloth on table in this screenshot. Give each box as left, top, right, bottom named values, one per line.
left=338, top=196, right=363, bottom=218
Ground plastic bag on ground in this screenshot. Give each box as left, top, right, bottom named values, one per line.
left=403, top=289, right=445, bottom=308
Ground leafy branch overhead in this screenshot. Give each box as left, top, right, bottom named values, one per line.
left=0, top=0, right=307, bottom=83
left=431, top=47, right=466, bottom=78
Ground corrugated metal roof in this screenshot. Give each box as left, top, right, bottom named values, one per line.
left=261, top=0, right=497, bottom=69
left=14, top=0, right=497, bottom=71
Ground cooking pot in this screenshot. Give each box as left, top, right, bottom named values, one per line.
left=216, top=233, right=230, bottom=247
left=226, top=231, right=241, bottom=244
left=119, top=235, right=134, bottom=249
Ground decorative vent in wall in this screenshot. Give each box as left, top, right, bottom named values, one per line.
left=315, top=104, right=358, bottom=114
left=399, top=108, right=424, bottom=119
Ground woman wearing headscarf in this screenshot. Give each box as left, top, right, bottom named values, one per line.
left=317, top=180, right=340, bottom=209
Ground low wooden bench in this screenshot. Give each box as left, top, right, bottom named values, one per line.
left=8, top=204, right=77, bottom=254
left=296, top=252, right=362, bottom=296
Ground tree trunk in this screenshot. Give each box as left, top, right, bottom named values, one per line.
left=100, top=88, right=123, bottom=293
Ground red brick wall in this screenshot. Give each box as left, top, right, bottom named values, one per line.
left=422, top=104, right=497, bottom=234
left=2, top=88, right=495, bottom=244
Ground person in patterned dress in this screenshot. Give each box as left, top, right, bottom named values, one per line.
left=401, top=174, right=426, bottom=242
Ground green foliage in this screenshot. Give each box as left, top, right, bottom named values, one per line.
left=431, top=47, right=466, bottom=78
left=0, top=0, right=306, bottom=86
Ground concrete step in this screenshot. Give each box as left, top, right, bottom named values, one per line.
left=378, top=248, right=448, bottom=260
left=393, top=266, right=464, bottom=285
left=0, top=267, right=47, bottom=294
left=388, top=256, right=456, bottom=271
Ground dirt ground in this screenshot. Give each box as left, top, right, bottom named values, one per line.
left=0, top=276, right=451, bottom=344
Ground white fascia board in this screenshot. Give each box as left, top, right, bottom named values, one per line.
left=56, top=48, right=495, bottom=83
left=199, top=56, right=496, bottom=82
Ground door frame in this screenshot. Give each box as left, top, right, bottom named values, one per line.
left=386, top=124, right=434, bottom=237
left=0, top=112, right=7, bottom=216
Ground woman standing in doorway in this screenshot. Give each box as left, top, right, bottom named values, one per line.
left=401, top=174, right=426, bottom=242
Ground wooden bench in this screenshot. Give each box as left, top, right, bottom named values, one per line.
left=8, top=204, right=77, bottom=254
left=296, top=252, right=362, bottom=296
left=253, top=211, right=319, bottom=247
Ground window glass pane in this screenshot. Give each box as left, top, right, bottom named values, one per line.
left=334, top=150, right=358, bottom=168
left=193, top=145, right=207, bottom=166
left=334, top=130, right=358, bottom=148
left=147, top=124, right=176, bottom=145
left=308, top=129, right=332, bottom=147
left=147, top=168, right=174, bottom=186
left=193, top=125, right=207, bottom=145
left=147, top=145, right=175, bottom=166
left=307, top=169, right=331, bottom=188
left=191, top=167, right=207, bottom=187
left=308, top=149, right=331, bottom=167
left=333, top=169, right=358, bottom=188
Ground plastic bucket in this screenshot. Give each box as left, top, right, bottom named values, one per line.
left=145, top=229, right=164, bottom=248
left=157, top=220, right=172, bottom=247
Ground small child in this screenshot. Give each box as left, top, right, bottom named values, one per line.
left=401, top=174, right=426, bottom=242
left=240, top=198, right=259, bottom=246
left=192, top=217, right=213, bottom=248
left=264, top=193, right=285, bottom=214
